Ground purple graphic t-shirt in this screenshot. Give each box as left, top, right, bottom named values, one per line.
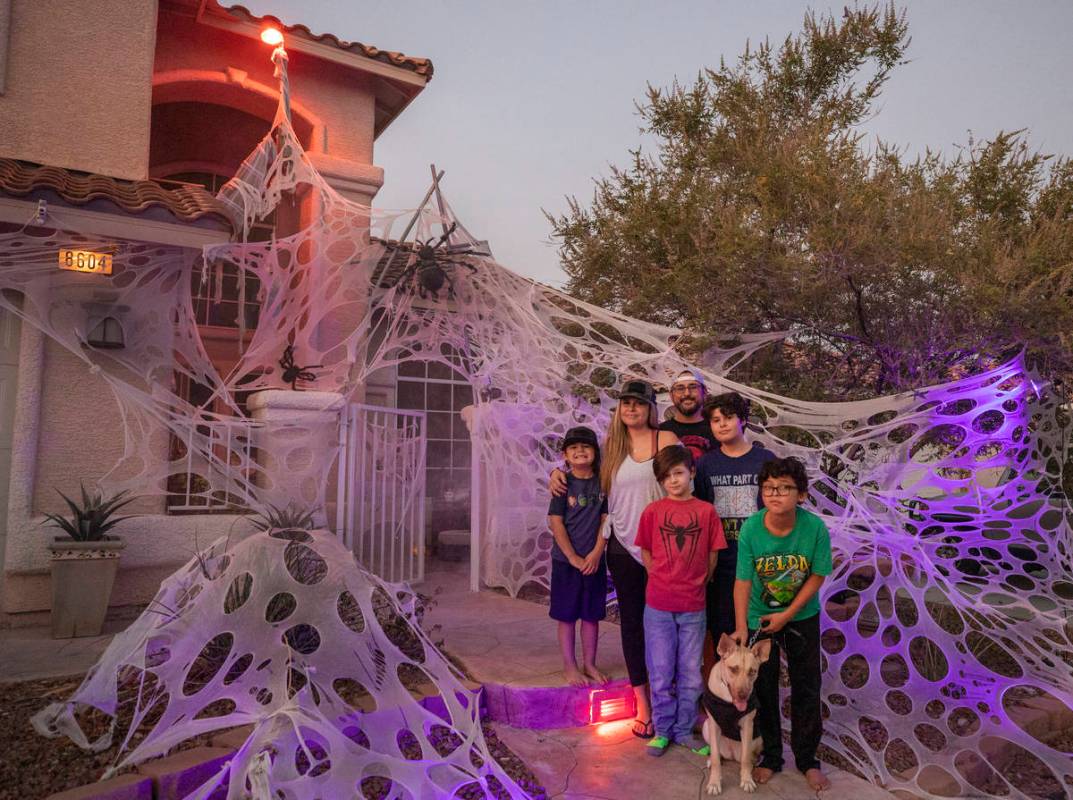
left=548, top=474, right=607, bottom=562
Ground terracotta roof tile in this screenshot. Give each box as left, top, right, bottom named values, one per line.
left=219, top=3, right=434, bottom=81
left=0, top=159, right=232, bottom=227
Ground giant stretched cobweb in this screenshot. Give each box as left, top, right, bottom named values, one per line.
left=9, top=53, right=1072, bottom=800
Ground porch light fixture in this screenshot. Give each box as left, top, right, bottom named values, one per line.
left=260, top=26, right=284, bottom=46
left=87, top=316, right=125, bottom=349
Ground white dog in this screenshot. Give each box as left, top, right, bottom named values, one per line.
left=701, top=633, right=773, bottom=795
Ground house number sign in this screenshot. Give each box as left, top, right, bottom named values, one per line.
left=58, top=249, right=113, bottom=275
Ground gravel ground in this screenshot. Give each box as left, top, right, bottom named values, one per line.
left=0, top=675, right=215, bottom=800
left=0, top=676, right=546, bottom=800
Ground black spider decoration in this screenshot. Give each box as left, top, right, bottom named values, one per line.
left=279, top=345, right=323, bottom=390
left=398, top=222, right=480, bottom=301
left=658, top=510, right=702, bottom=562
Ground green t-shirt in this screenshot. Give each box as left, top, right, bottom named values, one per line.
left=736, top=507, right=833, bottom=630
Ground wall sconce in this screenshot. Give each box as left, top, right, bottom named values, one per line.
left=87, top=316, right=125, bottom=349
left=82, top=298, right=129, bottom=350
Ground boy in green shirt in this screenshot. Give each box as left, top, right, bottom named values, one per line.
left=733, top=457, right=832, bottom=792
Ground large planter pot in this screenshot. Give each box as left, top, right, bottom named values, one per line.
left=47, top=537, right=125, bottom=639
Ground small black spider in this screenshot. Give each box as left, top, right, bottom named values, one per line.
left=279, top=345, right=323, bottom=391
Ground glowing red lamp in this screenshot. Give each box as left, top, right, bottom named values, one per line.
left=589, top=687, right=636, bottom=724
left=260, top=27, right=284, bottom=46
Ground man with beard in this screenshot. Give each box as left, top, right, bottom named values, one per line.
left=660, top=370, right=716, bottom=460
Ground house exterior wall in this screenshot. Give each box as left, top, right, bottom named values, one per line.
left=0, top=2, right=420, bottom=618
left=153, top=7, right=381, bottom=184
left=0, top=0, right=157, bottom=179
left=0, top=245, right=256, bottom=616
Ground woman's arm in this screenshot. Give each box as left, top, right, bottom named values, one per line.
left=549, top=467, right=568, bottom=497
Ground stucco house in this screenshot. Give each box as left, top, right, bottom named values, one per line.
left=0, top=0, right=449, bottom=621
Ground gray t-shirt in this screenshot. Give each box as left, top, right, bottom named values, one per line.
left=604, top=454, right=664, bottom=564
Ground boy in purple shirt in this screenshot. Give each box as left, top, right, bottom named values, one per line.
left=548, top=426, right=609, bottom=686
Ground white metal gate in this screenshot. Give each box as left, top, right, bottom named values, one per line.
left=336, top=403, right=427, bottom=583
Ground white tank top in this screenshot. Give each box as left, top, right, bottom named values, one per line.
left=607, top=451, right=665, bottom=564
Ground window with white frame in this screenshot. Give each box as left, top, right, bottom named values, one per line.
left=395, top=353, right=473, bottom=529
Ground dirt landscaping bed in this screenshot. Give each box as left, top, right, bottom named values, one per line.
left=0, top=676, right=547, bottom=800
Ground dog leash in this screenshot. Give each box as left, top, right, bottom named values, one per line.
left=747, top=623, right=803, bottom=649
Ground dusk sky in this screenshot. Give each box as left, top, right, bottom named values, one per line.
left=246, top=1, right=1073, bottom=288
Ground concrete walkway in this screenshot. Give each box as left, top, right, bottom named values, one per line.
left=496, top=722, right=897, bottom=800
left=418, top=559, right=898, bottom=800
left=0, top=616, right=131, bottom=683
left=420, top=558, right=628, bottom=687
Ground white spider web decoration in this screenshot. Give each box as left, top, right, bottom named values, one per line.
left=5, top=55, right=1070, bottom=799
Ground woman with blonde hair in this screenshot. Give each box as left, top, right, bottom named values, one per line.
left=551, top=378, right=678, bottom=738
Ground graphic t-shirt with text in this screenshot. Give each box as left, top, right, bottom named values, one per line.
left=547, top=474, right=607, bottom=562
left=635, top=497, right=727, bottom=612
left=735, top=508, right=833, bottom=629
left=694, top=443, right=776, bottom=541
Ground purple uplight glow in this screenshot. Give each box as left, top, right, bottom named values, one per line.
left=800, top=355, right=1073, bottom=797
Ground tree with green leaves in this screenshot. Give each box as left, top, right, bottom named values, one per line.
left=547, top=5, right=1073, bottom=401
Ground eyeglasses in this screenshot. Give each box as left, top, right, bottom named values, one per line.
left=670, top=383, right=702, bottom=395
left=761, top=484, right=797, bottom=497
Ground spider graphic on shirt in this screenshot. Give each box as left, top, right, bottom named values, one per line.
left=659, top=510, right=703, bottom=563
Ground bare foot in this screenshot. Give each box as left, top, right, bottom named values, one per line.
left=805, top=768, right=830, bottom=791
left=582, top=663, right=610, bottom=684
left=563, top=666, right=590, bottom=687
left=752, top=766, right=776, bottom=785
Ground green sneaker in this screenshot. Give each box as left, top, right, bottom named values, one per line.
left=646, top=735, right=671, bottom=757
left=679, top=734, right=709, bottom=755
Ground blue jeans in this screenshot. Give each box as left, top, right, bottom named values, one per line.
left=643, top=605, right=706, bottom=742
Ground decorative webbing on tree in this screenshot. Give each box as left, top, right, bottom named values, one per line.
left=5, top=88, right=1069, bottom=799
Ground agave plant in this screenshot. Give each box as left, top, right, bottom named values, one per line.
left=251, top=502, right=319, bottom=532
left=44, top=484, right=138, bottom=542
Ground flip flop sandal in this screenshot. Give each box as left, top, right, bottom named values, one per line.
left=631, top=718, right=655, bottom=739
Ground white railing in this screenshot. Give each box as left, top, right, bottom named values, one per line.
left=167, top=417, right=262, bottom=512
left=336, top=403, right=427, bottom=583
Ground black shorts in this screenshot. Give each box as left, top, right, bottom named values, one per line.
left=549, top=557, right=607, bottom=623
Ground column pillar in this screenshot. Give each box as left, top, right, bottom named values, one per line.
left=247, top=390, right=345, bottom=527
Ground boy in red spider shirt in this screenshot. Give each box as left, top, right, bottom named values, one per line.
left=635, top=445, right=727, bottom=756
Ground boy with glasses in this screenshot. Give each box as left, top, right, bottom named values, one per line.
left=733, top=457, right=832, bottom=791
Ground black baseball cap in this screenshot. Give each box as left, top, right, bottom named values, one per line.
left=562, top=426, right=599, bottom=450
left=618, top=379, right=656, bottom=406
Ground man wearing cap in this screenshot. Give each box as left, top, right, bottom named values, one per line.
left=660, top=369, right=717, bottom=461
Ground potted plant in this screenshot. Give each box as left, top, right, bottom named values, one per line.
left=44, top=484, right=136, bottom=638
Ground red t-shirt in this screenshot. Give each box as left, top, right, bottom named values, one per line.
left=635, top=497, right=727, bottom=612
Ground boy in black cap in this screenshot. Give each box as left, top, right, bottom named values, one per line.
left=548, top=425, right=611, bottom=685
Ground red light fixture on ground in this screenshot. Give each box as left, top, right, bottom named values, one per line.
left=588, top=687, right=636, bottom=724
left=260, top=27, right=284, bottom=46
